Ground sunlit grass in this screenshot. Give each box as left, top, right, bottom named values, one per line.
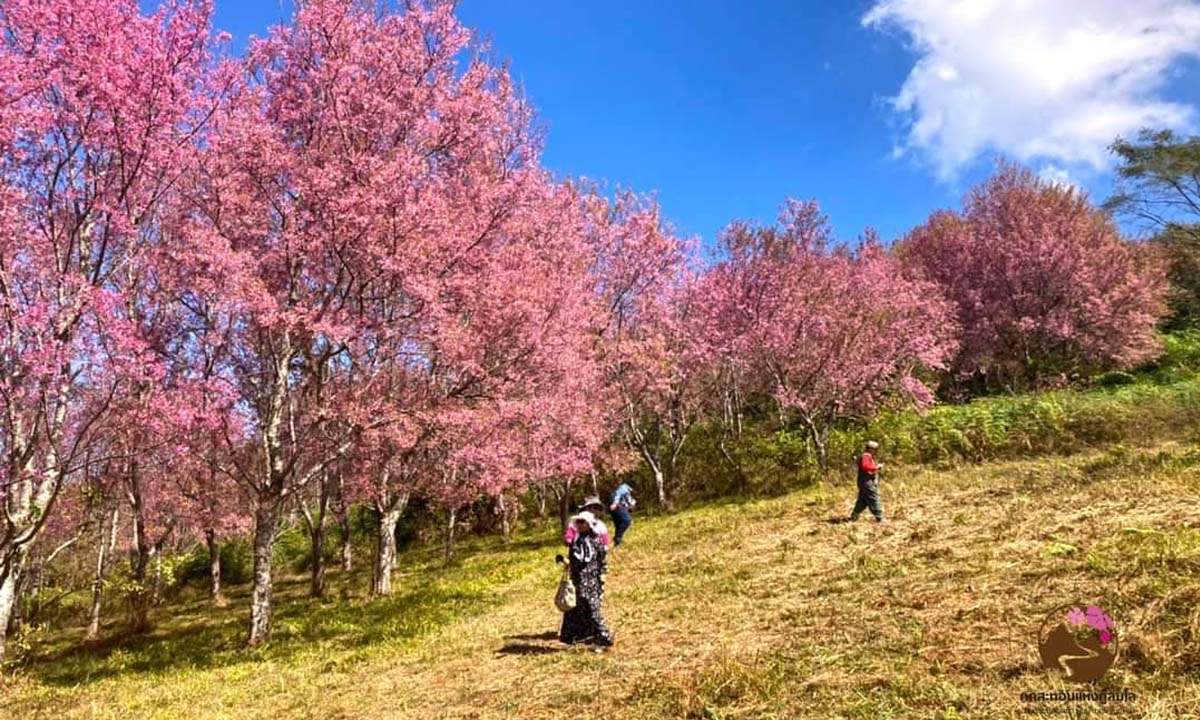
left=3, top=441, right=1199, bottom=719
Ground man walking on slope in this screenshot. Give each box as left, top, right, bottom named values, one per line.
left=850, top=441, right=885, bottom=523
left=609, top=481, right=636, bottom=546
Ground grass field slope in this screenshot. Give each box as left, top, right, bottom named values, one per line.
left=3, top=441, right=1200, bottom=719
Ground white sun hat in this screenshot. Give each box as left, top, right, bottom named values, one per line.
left=571, top=510, right=604, bottom=535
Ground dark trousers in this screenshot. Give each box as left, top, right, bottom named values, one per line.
left=610, top=507, right=633, bottom=546
left=851, top=481, right=884, bottom=521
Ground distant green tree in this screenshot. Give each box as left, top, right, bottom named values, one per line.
left=1107, top=130, right=1200, bottom=330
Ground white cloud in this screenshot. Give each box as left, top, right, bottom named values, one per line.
left=864, top=0, right=1200, bottom=180
left=1036, top=163, right=1075, bottom=189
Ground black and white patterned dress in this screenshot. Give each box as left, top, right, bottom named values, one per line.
left=559, top=533, right=613, bottom=646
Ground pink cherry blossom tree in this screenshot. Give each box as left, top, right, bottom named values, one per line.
left=151, top=213, right=251, bottom=605
left=614, top=276, right=711, bottom=509
left=182, top=1, right=600, bottom=633
left=105, top=287, right=216, bottom=629
left=706, top=200, right=958, bottom=472
left=586, top=191, right=701, bottom=509
left=0, top=0, right=217, bottom=658
left=328, top=171, right=599, bottom=594
left=80, top=459, right=121, bottom=641
left=175, top=447, right=249, bottom=605
left=519, top=357, right=609, bottom=530
left=898, top=164, right=1169, bottom=394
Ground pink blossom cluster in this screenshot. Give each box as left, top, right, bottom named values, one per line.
left=1066, top=605, right=1117, bottom=645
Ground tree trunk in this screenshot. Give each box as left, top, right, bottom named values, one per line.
left=629, top=421, right=670, bottom=510
left=247, top=503, right=278, bottom=647
left=496, top=494, right=511, bottom=540
left=339, top=523, right=353, bottom=573
left=86, top=570, right=105, bottom=641
left=301, top=477, right=331, bottom=600
left=717, top=434, right=749, bottom=494
left=664, top=447, right=684, bottom=513
left=11, top=561, right=30, bottom=631
left=443, top=508, right=457, bottom=565
left=151, top=547, right=164, bottom=606
left=23, top=559, right=51, bottom=629
left=86, top=508, right=119, bottom=641
left=0, top=364, right=75, bottom=661
left=802, top=414, right=830, bottom=479
left=335, top=481, right=352, bottom=573
left=309, top=521, right=327, bottom=599
left=127, top=456, right=153, bottom=633
left=129, top=535, right=152, bottom=632
left=206, top=528, right=223, bottom=605
left=372, top=505, right=403, bottom=597
left=0, top=559, right=21, bottom=660
left=816, top=433, right=829, bottom=479
left=557, top=484, right=571, bottom=532
left=652, top=464, right=667, bottom=510
left=245, top=333, right=297, bottom=648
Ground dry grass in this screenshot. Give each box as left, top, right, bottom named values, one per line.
left=3, top=441, right=1200, bottom=719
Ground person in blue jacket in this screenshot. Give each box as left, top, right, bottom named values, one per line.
left=608, top=481, right=637, bottom=546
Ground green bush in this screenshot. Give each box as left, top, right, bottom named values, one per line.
left=1162, top=330, right=1200, bottom=369
left=672, top=377, right=1200, bottom=501
left=672, top=423, right=823, bottom=501
left=176, top=537, right=253, bottom=588
left=1140, top=330, right=1200, bottom=383
left=1094, top=370, right=1136, bottom=387
left=274, top=524, right=312, bottom=573
left=869, top=379, right=1200, bottom=467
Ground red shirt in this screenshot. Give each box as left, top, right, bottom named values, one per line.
left=859, top=452, right=878, bottom=473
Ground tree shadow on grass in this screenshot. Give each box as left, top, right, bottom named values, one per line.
left=34, top=615, right=246, bottom=686
left=30, top=571, right=506, bottom=687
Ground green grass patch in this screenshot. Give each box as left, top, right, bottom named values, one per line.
left=1085, top=527, right=1200, bottom=578
left=21, top=525, right=560, bottom=689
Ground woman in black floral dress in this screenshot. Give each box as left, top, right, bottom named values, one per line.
left=559, top=511, right=613, bottom=648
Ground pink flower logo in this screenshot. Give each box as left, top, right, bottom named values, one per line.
left=1038, top=603, right=1120, bottom=683
left=1086, top=606, right=1109, bottom=628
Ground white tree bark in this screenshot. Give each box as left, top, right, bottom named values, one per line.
left=86, top=507, right=120, bottom=640
left=443, top=508, right=457, bottom=565
left=0, top=562, right=20, bottom=659
left=372, top=507, right=403, bottom=596
left=247, top=504, right=277, bottom=646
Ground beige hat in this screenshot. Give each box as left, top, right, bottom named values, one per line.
left=866, top=440, right=880, bottom=449
left=579, top=496, right=604, bottom=511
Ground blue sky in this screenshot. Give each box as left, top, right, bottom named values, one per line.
left=199, top=1, right=1200, bottom=247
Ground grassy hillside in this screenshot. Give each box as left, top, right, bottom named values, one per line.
left=3, top=440, right=1199, bottom=719
left=679, top=342, right=1200, bottom=502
